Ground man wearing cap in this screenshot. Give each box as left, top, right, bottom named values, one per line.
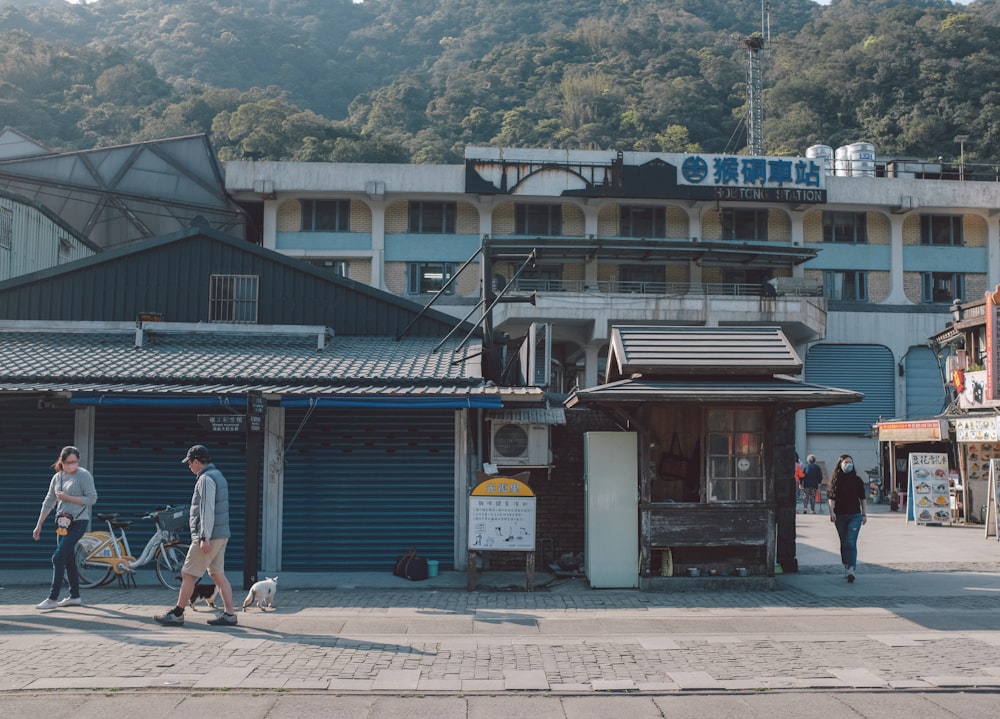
left=154, top=445, right=238, bottom=626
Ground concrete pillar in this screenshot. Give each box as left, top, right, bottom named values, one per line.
left=261, top=200, right=278, bottom=250
left=261, top=405, right=285, bottom=573
left=885, top=213, right=910, bottom=304
left=368, top=202, right=386, bottom=290
left=583, top=344, right=601, bottom=389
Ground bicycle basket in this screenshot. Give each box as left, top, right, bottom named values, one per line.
left=154, top=506, right=189, bottom=533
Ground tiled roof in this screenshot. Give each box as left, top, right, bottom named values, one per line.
left=486, top=408, right=566, bottom=425
left=566, top=377, right=863, bottom=409
left=0, top=327, right=491, bottom=396
left=608, top=326, right=802, bottom=379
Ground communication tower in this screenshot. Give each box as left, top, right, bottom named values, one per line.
left=744, top=1, right=770, bottom=156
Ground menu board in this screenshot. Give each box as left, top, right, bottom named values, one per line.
left=962, top=441, right=1000, bottom=484
left=908, top=452, right=951, bottom=525
left=988, top=459, right=1000, bottom=540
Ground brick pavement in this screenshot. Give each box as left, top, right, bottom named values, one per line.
left=5, top=505, right=1000, bottom=696
left=4, top=562, right=1000, bottom=695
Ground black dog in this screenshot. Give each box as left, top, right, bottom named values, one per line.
left=187, top=582, right=219, bottom=611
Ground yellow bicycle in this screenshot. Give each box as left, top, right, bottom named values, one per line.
left=74, top=505, right=190, bottom=590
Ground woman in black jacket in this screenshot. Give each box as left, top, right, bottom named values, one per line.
left=828, top=454, right=867, bottom=583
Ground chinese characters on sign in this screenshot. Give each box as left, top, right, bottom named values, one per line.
left=468, top=478, right=536, bottom=551
left=908, top=452, right=951, bottom=526
left=679, top=154, right=827, bottom=203
left=198, top=414, right=246, bottom=433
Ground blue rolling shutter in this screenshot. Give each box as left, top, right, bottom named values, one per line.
left=92, top=407, right=247, bottom=578
left=281, top=408, right=456, bottom=571
left=806, top=344, right=894, bottom=433
left=904, top=346, right=947, bottom=418
left=0, top=399, right=75, bottom=569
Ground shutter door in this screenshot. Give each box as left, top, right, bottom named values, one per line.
left=0, top=399, right=76, bottom=569
left=282, top=408, right=455, bottom=571
left=806, top=344, right=895, bottom=433
left=92, top=407, right=247, bottom=577
left=904, top=346, right=947, bottom=418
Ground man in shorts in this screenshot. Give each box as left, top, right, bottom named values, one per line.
left=154, top=445, right=237, bottom=626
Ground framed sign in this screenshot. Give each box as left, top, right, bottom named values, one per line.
left=987, top=459, right=1000, bottom=540
left=468, top=477, right=536, bottom=552
left=908, top=452, right=951, bottom=525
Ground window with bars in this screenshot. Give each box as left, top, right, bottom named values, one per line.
left=305, top=258, right=349, bottom=277
left=720, top=208, right=768, bottom=241
left=823, top=270, right=868, bottom=301
left=209, top=274, right=259, bottom=323
left=822, top=211, right=868, bottom=243
left=408, top=201, right=456, bottom=233
left=302, top=199, right=350, bottom=231
left=514, top=203, right=562, bottom=235
left=619, top=205, right=666, bottom=238
left=706, top=408, right=765, bottom=502
left=407, top=263, right=455, bottom=294
left=920, top=215, right=963, bottom=246
left=921, top=272, right=964, bottom=304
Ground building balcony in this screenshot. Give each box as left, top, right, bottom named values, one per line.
left=492, top=281, right=827, bottom=347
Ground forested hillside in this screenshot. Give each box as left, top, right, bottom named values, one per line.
left=1, top=0, right=998, bottom=166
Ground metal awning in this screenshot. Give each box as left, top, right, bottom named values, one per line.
left=566, top=376, right=863, bottom=409
left=0, top=383, right=502, bottom=409
left=486, top=408, right=566, bottom=425
left=484, top=237, right=818, bottom=268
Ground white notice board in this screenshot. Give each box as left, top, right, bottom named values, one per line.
left=908, top=452, right=951, bottom=525
left=468, top=477, right=536, bottom=551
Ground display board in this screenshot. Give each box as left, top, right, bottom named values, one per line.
left=987, top=459, right=1000, bottom=540
left=907, top=452, right=951, bottom=526
left=468, top=476, right=536, bottom=551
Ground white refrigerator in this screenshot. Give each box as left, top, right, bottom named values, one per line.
left=584, top=431, right=639, bottom=588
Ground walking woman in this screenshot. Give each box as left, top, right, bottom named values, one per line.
left=828, top=454, right=867, bottom=583
left=32, top=445, right=98, bottom=609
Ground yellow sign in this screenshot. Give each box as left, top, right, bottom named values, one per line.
left=469, top=477, right=535, bottom=497
left=468, top=477, right=536, bottom=551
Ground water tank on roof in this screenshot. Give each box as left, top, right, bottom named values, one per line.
left=847, top=142, right=876, bottom=177
left=836, top=142, right=876, bottom=177
left=834, top=145, right=850, bottom=176
left=806, top=144, right=834, bottom=176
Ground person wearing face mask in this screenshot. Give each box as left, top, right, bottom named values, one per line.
left=828, top=454, right=867, bottom=583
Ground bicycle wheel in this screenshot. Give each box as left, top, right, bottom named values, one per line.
left=73, top=542, right=113, bottom=589
left=154, top=543, right=189, bottom=590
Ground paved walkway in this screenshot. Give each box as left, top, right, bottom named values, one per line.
left=3, top=503, right=1000, bottom=712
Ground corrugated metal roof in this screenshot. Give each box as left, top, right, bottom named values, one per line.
left=565, top=377, right=862, bottom=409
left=608, top=326, right=802, bottom=379
left=485, top=408, right=566, bottom=425
left=0, top=325, right=495, bottom=399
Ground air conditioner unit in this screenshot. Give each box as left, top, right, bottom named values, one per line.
left=490, top=423, right=550, bottom=466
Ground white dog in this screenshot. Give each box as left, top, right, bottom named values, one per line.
left=242, top=576, right=278, bottom=611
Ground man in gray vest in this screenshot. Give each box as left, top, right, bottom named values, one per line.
left=154, top=444, right=237, bottom=626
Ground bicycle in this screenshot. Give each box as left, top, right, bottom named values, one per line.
left=72, top=505, right=191, bottom=590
